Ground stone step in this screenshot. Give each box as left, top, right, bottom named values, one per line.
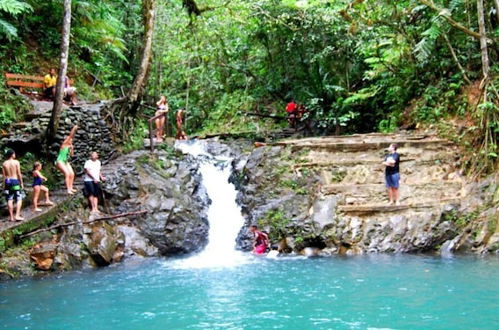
left=323, top=181, right=462, bottom=194
left=337, top=198, right=461, bottom=215
left=280, top=132, right=434, bottom=145
left=282, top=138, right=453, bottom=152
left=326, top=182, right=463, bottom=205
left=315, top=163, right=459, bottom=185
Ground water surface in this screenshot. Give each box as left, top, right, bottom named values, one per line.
left=1, top=255, right=498, bottom=329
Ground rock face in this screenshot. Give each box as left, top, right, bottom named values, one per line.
left=234, top=133, right=499, bottom=255
left=0, top=146, right=210, bottom=279
left=102, top=149, right=209, bottom=255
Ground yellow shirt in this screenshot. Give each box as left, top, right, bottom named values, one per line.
left=44, top=74, right=57, bottom=88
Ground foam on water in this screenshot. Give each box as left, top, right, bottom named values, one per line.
left=171, top=140, right=251, bottom=269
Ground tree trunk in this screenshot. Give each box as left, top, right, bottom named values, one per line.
left=476, top=0, right=490, bottom=81
left=127, top=0, right=156, bottom=113
left=494, top=0, right=499, bottom=22
left=46, top=0, right=72, bottom=143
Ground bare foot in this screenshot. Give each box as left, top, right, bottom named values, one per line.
left=34, top=208, right=43, bottom=212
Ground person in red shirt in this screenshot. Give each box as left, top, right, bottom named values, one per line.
left=286, top=99, right=298, bottom=127
left=286, top=99, right=297, bottom=114
left=249, top=225, right=269, bottom=254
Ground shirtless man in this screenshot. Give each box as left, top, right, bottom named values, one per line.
left=2, top=150, right=24, bottom=221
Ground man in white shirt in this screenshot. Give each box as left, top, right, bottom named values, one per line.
left=83, top=152, right=106, bottom=213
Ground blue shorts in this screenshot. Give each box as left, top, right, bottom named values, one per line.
left=385, top=173, right=400, bottom=188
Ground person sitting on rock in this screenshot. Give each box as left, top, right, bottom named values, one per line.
left=63, top=76, right=78, bottom=106
left=2, top=150, right=24, bottom=221
left=249, top=225, right=269, bottom=254
left=31, top=162, right=54, bottom=212
left=43, top=68, right=57, bottom=100
left=84, top=151, right=106, bottom=214
left=383, top=143, right=401, bottom=205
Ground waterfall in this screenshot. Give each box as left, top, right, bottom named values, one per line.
left=171, top=140, right=251, bottom=269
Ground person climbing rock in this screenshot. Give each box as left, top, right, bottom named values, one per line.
left=249, top=225, right=269, bottom=255
left=32, top=162, right=54, bottom=212
left=56, top=125, right=78, bottom=195
left=383, top=143, right=401, bottom=205
left=83, top=151, right=106, bottom=214
left=176, top=109, right=187, bottom=140
left=155, top=95, right=169, bottom=142
left=2, top=150, right=24, bottom=221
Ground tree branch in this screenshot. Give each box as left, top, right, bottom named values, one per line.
left=418, top=0, right=483, bottom=40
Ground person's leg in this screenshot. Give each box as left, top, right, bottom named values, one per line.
left=155, top=118, right=161, bottom=140
left=57, top=162, right=71, bottom=194
left=15, top=197, right=23, bottom=220
left=67, top=164, right=76, bottom=192
left=7, top=198, right=14, bottom=221
left=393, top=188, right=399, bottom=205
left=159, top=117, right=166, bottom=139
left=33, top=185, right=42, bottom=211
left=93, top=196, right=99, bottom=212
left=41, top=186, right=53, bottom=205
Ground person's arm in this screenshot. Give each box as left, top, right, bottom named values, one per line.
left=85, top=167, right=98, bottom=183
left=16, top=162, right=23, bottom=189
left=2, top=165, right=5, bottom=187
left=37, top=170, right=48, bottom=181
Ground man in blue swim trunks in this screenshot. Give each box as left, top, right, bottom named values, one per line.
left=383, top=143, right=400, bottom=205
left=2, top=150, right=24, bottom=221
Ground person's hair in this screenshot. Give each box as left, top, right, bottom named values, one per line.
left=250, top=225, right=258, bottom=229
left=33, top=162, right=42, bottom=171
left=5, top=149, right=15, bottom=159
left=390, top=143, right=398, bottom=151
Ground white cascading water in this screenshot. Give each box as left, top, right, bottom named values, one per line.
left=171, top=140, right=251, bottom=269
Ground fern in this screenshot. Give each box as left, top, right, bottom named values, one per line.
left=0, top=18, right=16, bottom=38
left=449, top=0, right=464, bottom=13
left=414, top=18, right=443, bottom=63
left=0, top=0, right=32, bottom=39
left=0, top=0, right=32, bottom=16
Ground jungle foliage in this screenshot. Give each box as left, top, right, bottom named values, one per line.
left=0, top=0, right=497, bottom=172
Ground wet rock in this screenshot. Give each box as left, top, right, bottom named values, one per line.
left=29, top=243, right=58, bottom=271
left=83, top=222, right=125, bottom=266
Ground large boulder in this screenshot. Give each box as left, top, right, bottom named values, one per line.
left=103, top=150, right=209, bottom=255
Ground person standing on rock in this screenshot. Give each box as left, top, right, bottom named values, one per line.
left=383, top=143, right=400, bottom=205
left=176, top=109, right=187, bottom=140
left=155, top=95, right=169, bottom=141
left=249, top=225, right=269, bottom=254
left=84, top=151, right=106, bottom=214
left=32, top=162, right=54, bottom=211
left=56, top=125, right=78, bottom=195
left=2, top=150, right=24, bottom=221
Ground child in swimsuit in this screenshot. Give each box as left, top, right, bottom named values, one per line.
left=32, top=162, right=54, bottom=211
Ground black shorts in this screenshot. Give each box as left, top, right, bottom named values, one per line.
left=84, top=181, right=101, bottom=197
left=44, top=87, right=54, bottom=97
